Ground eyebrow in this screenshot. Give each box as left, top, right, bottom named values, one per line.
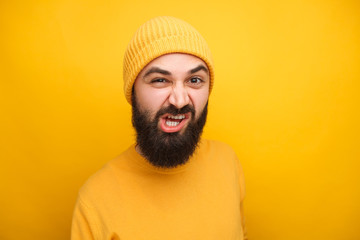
left=143, top=67, right=171, bottom=78
left=189, top=64, right=209, bottom=74
left=142, top=64, right=209, bottom=78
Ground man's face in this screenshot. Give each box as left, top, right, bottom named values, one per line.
left=132, top=53, right=210, bottom=168
left=134, top=53, right=210, bottom=131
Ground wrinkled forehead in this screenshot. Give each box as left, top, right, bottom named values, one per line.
left=136, top=53, right=209, bottom=79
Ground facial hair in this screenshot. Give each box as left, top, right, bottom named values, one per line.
left=131, top=92, right=208, bottom=168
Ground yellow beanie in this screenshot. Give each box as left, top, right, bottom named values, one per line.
left=123, top=16, right=214, bottom=104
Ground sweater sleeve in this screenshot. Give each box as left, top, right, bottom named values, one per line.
left=235, top=153, right=248, bottom=240
left=240, top=200, right=248, bottom=240
left=71, top=197, right=98, bottom=240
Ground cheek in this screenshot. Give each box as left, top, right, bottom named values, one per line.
left=135, top=87, right=170, bottom=114
left=189, top=90, right=209, bottom=118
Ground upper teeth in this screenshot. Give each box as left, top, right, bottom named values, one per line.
left=167, top=114, right=185, bottom=120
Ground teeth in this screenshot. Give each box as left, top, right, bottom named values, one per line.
left=165, top=121, right=180, bottom=127
left=167, top=114, right=185, bottom=120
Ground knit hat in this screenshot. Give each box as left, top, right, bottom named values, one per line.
left=123, top=16, right=214, bottom=104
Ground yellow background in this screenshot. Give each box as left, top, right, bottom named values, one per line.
left=1, top=0, right=359, bottom=239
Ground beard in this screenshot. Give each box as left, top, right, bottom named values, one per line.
left=131, top=92, right=208, bottom=168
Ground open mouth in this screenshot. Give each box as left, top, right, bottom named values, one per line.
left=160, top=113, right=190, bottom=133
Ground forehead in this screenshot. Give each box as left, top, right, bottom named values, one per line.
left=140, top=53, right=208, bottom=75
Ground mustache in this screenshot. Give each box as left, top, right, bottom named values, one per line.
left=155, top=105, right=195, bottom=119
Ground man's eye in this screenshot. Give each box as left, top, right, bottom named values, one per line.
left=151, top=78, right=166, bottom=83
left=189, top=77, right=203, bottom=84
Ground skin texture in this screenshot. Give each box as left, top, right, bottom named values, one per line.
left=133, top=53, right=210, bottom=134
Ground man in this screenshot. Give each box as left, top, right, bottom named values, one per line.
left=71, top=16, right=247, bottom=240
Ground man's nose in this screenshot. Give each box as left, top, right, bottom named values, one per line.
left=168, top=83, right=190, bottom=109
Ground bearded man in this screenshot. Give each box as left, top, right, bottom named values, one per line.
left=71, top=16, right=247, bottom=240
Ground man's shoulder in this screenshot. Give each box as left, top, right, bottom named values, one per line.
left=197, top=138, right=238, bottom=162
left=199, top=138, right=237, bottom=154
left=77, top=161, right=116, bottom=203
left=77, top=146, right=135, bottom=203
left=196, top=139, right=244, bottom=186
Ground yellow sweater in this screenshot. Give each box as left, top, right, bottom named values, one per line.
left=71, top=139, right=247, bottom=240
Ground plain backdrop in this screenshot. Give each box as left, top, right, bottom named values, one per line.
left=0, top=0, right=359, bottom=239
